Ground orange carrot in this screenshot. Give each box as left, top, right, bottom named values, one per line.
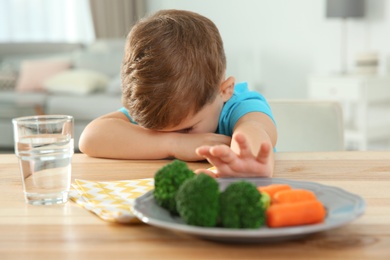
left=273, top=189, right=317, bottom=204
left=266, top=200, right=326, bottom=228
left=257, top=184, right=292, bottom=199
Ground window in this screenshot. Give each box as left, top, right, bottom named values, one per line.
left=0, top=0, right=94, bottom=43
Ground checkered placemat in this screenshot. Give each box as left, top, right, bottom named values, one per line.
left=69, top=178, right=154, bottom=223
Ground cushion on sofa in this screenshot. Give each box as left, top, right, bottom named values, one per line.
left=43, top=69, right=109, bottom=95
left=106, top=74, right=122, bottom=95
left=73, top=39, right=125, bottom=78
left=0, top=65, right=17, bottom=91
left=73, top=50, right=123, bottom=78
left=15, top=59, right=71, bottom=92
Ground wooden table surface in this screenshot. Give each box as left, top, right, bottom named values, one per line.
left=1, top=152, right=389, bottom=259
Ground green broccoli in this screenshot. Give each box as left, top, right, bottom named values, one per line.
left=175, top=173, right=220, bottom=227
left=219, top=181, right=266, bottom=229
left=153, top=160, right=195, bottom=214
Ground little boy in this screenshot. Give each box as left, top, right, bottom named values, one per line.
left=79, top=9, right=277, bottom=177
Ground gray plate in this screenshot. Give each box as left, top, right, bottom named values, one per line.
left=132, top=178, right=365, bottom=243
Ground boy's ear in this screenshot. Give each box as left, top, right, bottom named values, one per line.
left=219, top=76, right=235, bottom=102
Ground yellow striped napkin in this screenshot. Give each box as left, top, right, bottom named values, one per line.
left=69, top=178, right=154, bottom=223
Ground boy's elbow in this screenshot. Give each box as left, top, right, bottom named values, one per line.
left=78, top=126, right=99, bottom=157
left=78, top=131, right=91, bottom=156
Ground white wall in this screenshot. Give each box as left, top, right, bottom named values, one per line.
left=146, top=0, right=390, bottom=99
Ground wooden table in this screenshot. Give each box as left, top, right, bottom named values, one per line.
left=1, top=152, right=389, bottom=259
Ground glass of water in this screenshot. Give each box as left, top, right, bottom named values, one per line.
left=12, top=115, right=74, bottom=205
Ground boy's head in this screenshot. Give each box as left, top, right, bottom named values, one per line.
left=121, top=9, right=227, bottom=130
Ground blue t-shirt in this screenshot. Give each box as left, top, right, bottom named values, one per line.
left=119, top=82, right=274, bottom=136
left=218, top=82, right=274, bottom=136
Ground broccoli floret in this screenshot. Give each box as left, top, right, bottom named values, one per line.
left=175, top=173, right=220, bottom=227
left=219, top=181, right=266, bottom=229
left=153, top=160, right=195, bottom=214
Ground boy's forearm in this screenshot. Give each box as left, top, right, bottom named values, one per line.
left=79, top=118, right=229, bottom=161
left=79, top=118, right=174, bottom=159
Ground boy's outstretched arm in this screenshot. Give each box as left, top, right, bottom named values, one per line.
left=196, top=112, right=277, bottom=177
left=79, top=111, right=231, bottom=161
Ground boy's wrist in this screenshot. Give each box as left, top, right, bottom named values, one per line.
left=164, top=132, right=201, bottom=161
left=165, top=132, right=180, bottom=159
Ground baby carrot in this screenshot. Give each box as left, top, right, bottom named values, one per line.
left=266, top=200, right=326, bottom=228
left=273, top=189, right=317, bottom=204
left=257, top=184, right=292, bottom=199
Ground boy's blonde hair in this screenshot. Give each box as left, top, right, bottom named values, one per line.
left=121, top=9, right=226, bottom=130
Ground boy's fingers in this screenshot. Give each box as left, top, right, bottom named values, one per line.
left=196, top=146, right=212, bottom=156
left=234, top=133, right=252, bottom=157
left=210, top=145, right=236, bottom=164
left=196, top=146, right=205, bottom=153
left=256, top=142, right=271, bottom=164
left=196, top=146, right=226, bottom=168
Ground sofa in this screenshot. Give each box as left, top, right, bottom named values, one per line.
left=0, top=40, right=126, bottom=151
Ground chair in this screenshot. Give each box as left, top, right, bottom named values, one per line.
left=268, top=99, right=344, bottom=152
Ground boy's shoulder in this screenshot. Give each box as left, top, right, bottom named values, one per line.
left=232, top=82, right=266, bottom=101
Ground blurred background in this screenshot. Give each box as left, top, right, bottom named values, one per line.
left=1, top=0, right=390, bottom=151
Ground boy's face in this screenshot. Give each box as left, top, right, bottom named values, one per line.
left=159, top=95, right=225, bottom=134
left=158, top=76, right=235, bottom=134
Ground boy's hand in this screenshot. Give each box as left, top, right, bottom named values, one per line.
left=195, top=133, right=273, bottom=177
left=169, top=132, right=231, bottom=161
